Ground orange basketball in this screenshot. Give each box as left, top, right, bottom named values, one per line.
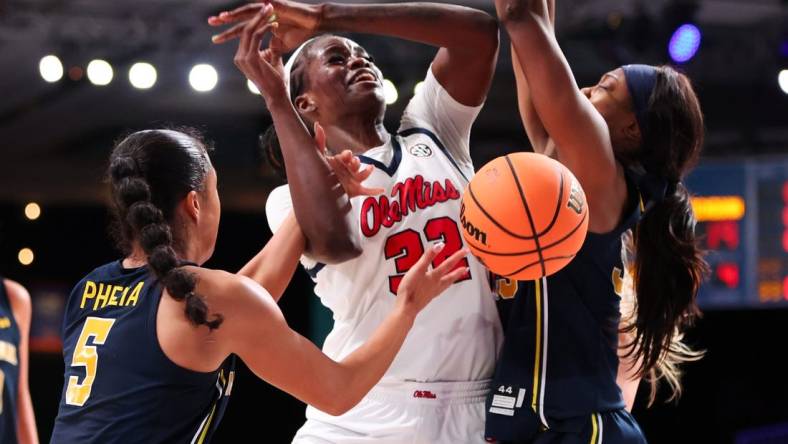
left=460, top=152, right=589, bottom=280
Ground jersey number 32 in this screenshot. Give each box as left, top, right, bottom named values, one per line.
left=384, top=216, right=471, bottom=294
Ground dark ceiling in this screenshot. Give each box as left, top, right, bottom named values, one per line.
left=1, top=0, right=786, bottom=209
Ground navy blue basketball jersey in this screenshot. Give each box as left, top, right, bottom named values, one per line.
left=486, top=175, right=645, bottom=441
left=0, top=278, right=21, bottom=444
left=51, top=261, right=235, bottom=444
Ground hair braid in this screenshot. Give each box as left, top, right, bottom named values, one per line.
left=108, top=132, right=222, bottom=330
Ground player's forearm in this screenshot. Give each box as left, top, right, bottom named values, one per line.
left=510, top=0, right=553, bottom=152
left=512, top=48, right=549, bottom=153
left=328, top=304, right=416, bottom=415
left=238, top=213, right=305, bottom=301
left=16, top=390, right=39, bottom=444
left=267, top=100, right=361, bottom=263
left=17, top=345, right=39, bottom=444
left=318, top=2, right=497, bottom=55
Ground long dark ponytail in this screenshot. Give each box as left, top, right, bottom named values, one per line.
left=108, top=129, right=222, bottom=329
left=623, top=66, right=708, bottom=388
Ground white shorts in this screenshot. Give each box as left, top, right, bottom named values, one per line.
left=292, top=380, right=490, bottom=444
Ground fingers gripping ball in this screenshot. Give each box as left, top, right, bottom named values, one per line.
left=460, top=153, right=589, bottom=280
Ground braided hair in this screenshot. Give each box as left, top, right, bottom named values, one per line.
left=108, top=129, right=222, bottom=329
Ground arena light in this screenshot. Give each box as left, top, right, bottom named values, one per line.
left=383, top=79, right=398, bottom=105
left=668, top=24, right=701, bottom=63
left=24, top=202, right=41, bottom=220
left=129, top=62, right=157, bottom=89
left=247, top=79, right=260, bottom=95
left=87, top=59, right=114, bottom=86
left=778, top=69, right=788, bottom=95
left=39, top=55, right=64, bottom=83
left=413, top=81, right=424, bottom=96
left=189, top=64, right=218, bottom=92
left=18, top=248, right=34, bottom=266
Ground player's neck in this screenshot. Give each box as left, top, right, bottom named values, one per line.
left=324, top=117, right=389, bottom=154
left=123, top=242, right=201, bottom=269
left=123, top=244, right=147, bottom=269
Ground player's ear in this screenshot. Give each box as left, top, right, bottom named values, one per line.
left=295, top=93, right=317, bottom=115
left=182, top=190, right=200, bottom=222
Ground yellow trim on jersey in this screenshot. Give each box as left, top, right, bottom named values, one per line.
left=638, top=193, right=645, bottom=213
left=195, top=369, right=226, bottom=444
left=531, top=278, right=542, bottom=411
left=196, top=403, right=218, bottom=444
left=590, top=413, right=599, bottom=444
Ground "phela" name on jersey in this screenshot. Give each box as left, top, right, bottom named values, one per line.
left=79, top=281, right=144, bottom=311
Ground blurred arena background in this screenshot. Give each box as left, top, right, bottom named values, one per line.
left=1, top=0, right=787, bottom=442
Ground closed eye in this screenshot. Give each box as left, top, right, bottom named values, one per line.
left=597, top=74, right=617, bottom=91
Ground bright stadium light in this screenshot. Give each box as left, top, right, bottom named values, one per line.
left=383, top=79, right=398, bottom=105
left=24, top=202, right=41, bottom=220
left=87, top=59, right=114, bottom=86
left=18, top=248, right=34, bottom=266
left=413, top=81, right=424, bottom=96
left=778, top=69, right=788, bottom=95
left=39, top=55, right=64, bottom=82
left=129, top=62, right=157, bottom=89
left=189, top=64, right=218, bottom=92
left=247, top=79, right=260, bottom=95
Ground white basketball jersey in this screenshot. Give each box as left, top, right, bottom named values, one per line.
left=266, top=68, right=502, bottom=386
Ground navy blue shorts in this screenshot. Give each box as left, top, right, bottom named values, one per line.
left=494, top=409, right=647, bottom=444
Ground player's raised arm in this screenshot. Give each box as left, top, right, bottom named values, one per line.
left=495, top=0, right=624, bottom=230
left=238, top=126, right=381, bottom=301
left=219, top=244, right=468, bottom=415
left=231, top=8, right=362, bottom=264
left=210, top=1, right=498, bottom=107
left=509, top=0, right=554, bottom=155
left=238, top=213, right=304, bottom=302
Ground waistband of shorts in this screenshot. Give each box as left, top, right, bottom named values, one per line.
left=364, top=379, right=491, bottom=404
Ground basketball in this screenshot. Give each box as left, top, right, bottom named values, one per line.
left=460, top=152, right=589, bottom=280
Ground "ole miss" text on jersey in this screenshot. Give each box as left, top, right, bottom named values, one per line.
left=360, top=174, right=461, bottom=237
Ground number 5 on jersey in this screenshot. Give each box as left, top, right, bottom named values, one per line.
left=384, top=216, right=471, bottom=294
left=65, top=317, right=116, bottom=406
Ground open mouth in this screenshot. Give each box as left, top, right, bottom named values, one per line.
left=349, top=70, right=378, bottom=85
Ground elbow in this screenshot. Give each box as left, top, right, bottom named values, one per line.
left=479, top=12, right=500, bottom=58
left=321, top=398, right=355, bottom=417
left=317, top=389, right=360, bottom=417
left=307, top=233, right=362, bottom=265
left=323, top=237, right=363, bottom=264
left=460, top=8, right=499, bottom=58
left=495, top=0, right=538, bottom=28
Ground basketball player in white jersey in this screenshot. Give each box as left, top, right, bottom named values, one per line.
left=210, top=2, right=502, bottom=442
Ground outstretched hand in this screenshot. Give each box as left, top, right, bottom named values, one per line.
left=230, top=5, right=288, bottom=104
left=396, top=244, right=470, bottom=318
left=209, top=1, right=321, bottom=52
left=312, top=122, right=384, bottom=198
